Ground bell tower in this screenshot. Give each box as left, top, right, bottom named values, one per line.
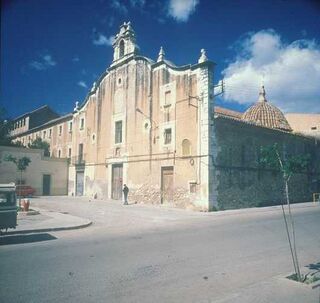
left=112, top=22, right=139, bottom=63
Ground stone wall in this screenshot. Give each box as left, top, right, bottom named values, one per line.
left=129, top=183, right=199, bottom=210
left=213, top=117, right=320, bottom=210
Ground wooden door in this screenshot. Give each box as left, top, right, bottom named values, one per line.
left=112, top=164, right=123, bottom=200
left=42, top=174, right=51, bottom=195
left=76, top=171, right=84, bottom=196
left=161, top=167, right=174, bottom=204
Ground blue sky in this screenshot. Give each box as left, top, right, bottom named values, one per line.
left=1, top=0, right=320, bottom=118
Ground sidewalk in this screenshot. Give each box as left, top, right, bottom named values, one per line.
left=2, top=207, right=92, bottom=235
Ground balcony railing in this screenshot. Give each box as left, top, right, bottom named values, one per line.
left=70, top=154, right=86, bottom=166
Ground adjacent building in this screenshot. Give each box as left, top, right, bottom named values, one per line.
left=0, top=146, right=69, bottom=195
left=285, top=113, right=320, bottom=139
left=8, top=22, right=320, bottom=210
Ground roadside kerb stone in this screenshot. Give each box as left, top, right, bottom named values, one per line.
left=3, top=207, right=92, bottom=235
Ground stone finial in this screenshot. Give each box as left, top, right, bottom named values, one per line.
left=74, top=101, right=79, bottom=112
left=198, top=49, right=208, bottom=63
left=91, top=82, right=97, bottom=92
left=157, top=46, right=165, bottom=62
left=127, top=21, right=132, bottom=31
left=258, top=85, right=267, bottom=103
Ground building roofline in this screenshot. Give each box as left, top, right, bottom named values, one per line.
left=214, top=114, right=317, bottom=141
left=12, top=105, right=59, bottom=121
left=77, top=54, right=215, bottom=111
left=214, top=106, right=243, bottom=119
left=10, top=113, right=73, bottom=139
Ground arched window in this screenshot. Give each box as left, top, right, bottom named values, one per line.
left=182, top=139, right=191, bottom=156
left=119, top=40, right=125, bottom=58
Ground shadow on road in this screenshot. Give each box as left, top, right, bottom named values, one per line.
left=0, top=233, right=57, bottom=246
left=307, top=262, right=320, bottom=271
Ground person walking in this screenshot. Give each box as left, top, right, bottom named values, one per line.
left=123, top=184, right=129, bottom=205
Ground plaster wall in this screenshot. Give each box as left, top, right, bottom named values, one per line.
left=286, top=113, right=320, bottom=138
left=0, top=146, right=68, bottom=195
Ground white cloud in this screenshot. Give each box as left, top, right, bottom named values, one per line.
left=43, top=55, right=56, bottom=66
left=110, top=0, right=128, bottom=14
left=222, top=30, right=320, bottom=113
left=29, top=53, right=56, bottom=71
left=72, top=56, right=80, bottom=62
left=167, top=0, right=199, bottom=22
left=93, top=33, right=115, bottom=46
left=109, top=0, right=145, bottom=14
left=108, top=16, right=115, bottom=27
left=130, top=0, right=145, bottom=7
left=78, top=81, right=88, bottom=89
left=29, top=61, right=45, bottom=71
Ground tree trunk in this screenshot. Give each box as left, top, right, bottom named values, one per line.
left=19, top=170, right=22, bottom=207
left=284, top=180, right=302, bottom=282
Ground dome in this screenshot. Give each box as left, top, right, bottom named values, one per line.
left=242, top=86, right=292, bottom=131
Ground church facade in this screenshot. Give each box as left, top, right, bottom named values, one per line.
left=10, top=22, right=320, bottom=210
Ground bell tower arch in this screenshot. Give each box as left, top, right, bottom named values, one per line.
left=112, top=22, right=139, bottom=63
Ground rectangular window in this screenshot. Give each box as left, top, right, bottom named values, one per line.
left=164, top=128, right=172, bottom=145
left=165, top=90, right=171, bottom=106
left=78, top=143, right=84, bottom=162
left=80, top=118, right=84, bottom=130
left=115, top=121, right=122, bottom=144
left=189, top=182, right=197, bottom=193
left=49, top=129, right=52, bottom=138
left=58, top=150, right=61, bottom=158
left=311, top=126, right=317, bottom=130
left=164, top=109, right=170, bottom=122
left=59, top=125, right=62, bottom=136
left=69, top=121, right=73, bottom=132
left=43, top=130, right=46, bottom=139
left=68, top=148, right=72, bottom=158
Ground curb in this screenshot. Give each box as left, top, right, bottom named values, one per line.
left=18, top=210, right=40, bottom=216
left=205, top=201, right=320, bottom=217
left=2, top=220, right=92, bottom=236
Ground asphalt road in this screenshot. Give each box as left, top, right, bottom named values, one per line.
left=0, top=198, right=319, bottom=303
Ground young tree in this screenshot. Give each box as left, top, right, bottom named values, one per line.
left=5, top=155, right=31, bottom=206
left=28, top=137, right=50, bottom=156
left=260, top=143, right=310, bottom=282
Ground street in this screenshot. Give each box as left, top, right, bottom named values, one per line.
left=0, top=197, right=319, bottom=303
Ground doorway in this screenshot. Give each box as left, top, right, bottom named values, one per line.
left=42, top=174, right=51, bottom=195
left=76, top=171, right=84, bottom=196
left=112, top=164, right=123, bottom=200
left=161, top=166, right=174, bottom=204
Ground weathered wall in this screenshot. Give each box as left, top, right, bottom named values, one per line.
left=0, top=146, right=69, bottom=195
left=122, top=59, right=212, bottom=210
left=213, top=117, right=320, bottom=210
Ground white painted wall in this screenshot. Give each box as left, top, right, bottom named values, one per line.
left=0, top=146, right=68, bottom=195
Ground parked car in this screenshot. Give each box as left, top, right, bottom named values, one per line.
left=16, top=185, right=36, bottom=197
left=0, top=183, right=17, bottom=231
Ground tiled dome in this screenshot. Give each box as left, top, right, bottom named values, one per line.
left=242, top=86, right=292, bottom=132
